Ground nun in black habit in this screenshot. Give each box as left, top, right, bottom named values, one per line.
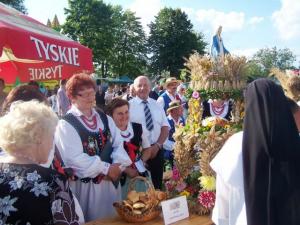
left=242, top=78, right=300, bottom=225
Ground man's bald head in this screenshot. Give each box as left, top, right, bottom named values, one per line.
left=133, top=76, right=151, bottom=100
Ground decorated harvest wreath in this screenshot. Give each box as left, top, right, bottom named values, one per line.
left=164, top=52, right=246, bottom=215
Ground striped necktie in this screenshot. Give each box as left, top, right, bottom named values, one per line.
left=142, top=100, right=154, bottom=131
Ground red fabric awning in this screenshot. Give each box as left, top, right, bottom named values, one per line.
left=0, top=3, right=93, bottom=84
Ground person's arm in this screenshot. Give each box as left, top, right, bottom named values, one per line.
left=156, top=96, right=165, bottom=110
left=151, top=126, right=169, bottom=158
left=57, top=90, right=62, bottom=115
left=211, top=175, right=230, bottom=225
left=140, top=126, right=152, bottom=162
left=51, top=178, right=81, bottom=225
left=55, top=120, right=110, bottom=178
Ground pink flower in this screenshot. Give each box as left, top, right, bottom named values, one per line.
left=192, top=91, right=200, bottom=99
left=175, top=181, right=187, bottom=192
left=165, top=181, right=175, bottom=192
left=198, top=191, right=216, bottom=209
left=172, top=167, right=180, bottom=181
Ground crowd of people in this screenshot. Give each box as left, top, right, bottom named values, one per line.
left=0, top=75, right=300, bottom=225
left=0, top=75, right=189, bottom=224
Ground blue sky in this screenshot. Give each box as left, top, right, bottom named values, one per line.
left=24, top=0, right=300, bottom=64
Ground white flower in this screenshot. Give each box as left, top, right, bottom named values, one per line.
left=3, top=168, right=9, bottom=174
left=9, top=176, right=24, bottom=191
left=9, top=171, right=19, bottom=178
left=30, top=182, right=50, bottom=197
left=0, top=195, right=18, bottom=216
left=51, top=199, right=62, bottom=214
left=26, top=171, right=41, bottom=182
left=88, top=142, right=95, bottom=148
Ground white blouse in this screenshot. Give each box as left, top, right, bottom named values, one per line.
left=55, top=105, right=131, bottom=178
left=157, top=90, right=177, bottom=110
left=208, top=99, right=230, bottom=119
left=210, top=131, right=247, bottom=225
left=119, top=122, right=151, bottom=149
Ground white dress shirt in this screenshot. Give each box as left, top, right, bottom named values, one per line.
left=129, top=97, right=169, bottom=144
left=157, top=91, right=177, bottom=110
left=210, top=131, right=247, bottom=225
left=119, top=122, right=151, bottom=149
left=55, top=105, right=131, bottom=178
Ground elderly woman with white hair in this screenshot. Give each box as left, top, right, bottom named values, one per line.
left=0, top=101, right=80, bottom=225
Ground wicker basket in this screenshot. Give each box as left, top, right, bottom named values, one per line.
left=113, top=176, right=162, bottom=223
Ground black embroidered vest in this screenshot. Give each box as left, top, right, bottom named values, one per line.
left=62, top=110, right=112, bottom=183
left=121, top=123, right=145, bottom=185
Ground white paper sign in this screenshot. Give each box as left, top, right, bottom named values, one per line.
left=161, top=195, right=189, bottom=225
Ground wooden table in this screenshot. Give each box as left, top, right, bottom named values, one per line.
left=85, top=214, right=213, bottom=225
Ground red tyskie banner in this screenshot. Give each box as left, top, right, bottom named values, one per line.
left=0, top=3, right=94, bottom=84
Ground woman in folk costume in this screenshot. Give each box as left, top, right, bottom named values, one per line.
left=242, top=79, right=300, bottom=225
left=106, top=98, right=153, bottom=199
left=202, top=96, right=233, bottom=120
left=54, top=73, right=131, bottom=222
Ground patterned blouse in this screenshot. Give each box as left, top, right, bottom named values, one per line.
left=0, top=163, right=79, bottom=225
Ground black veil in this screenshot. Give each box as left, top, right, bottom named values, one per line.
left=242, top=78, right=300, bottom=225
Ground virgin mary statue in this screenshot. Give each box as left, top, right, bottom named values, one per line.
left=210, top=26, right=230, bottom=60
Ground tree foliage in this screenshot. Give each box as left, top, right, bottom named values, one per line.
left=62, top=0, right=147, bottom=78
left=109, top=9, right=148, bottom=78
left=62, top=0, right=116, bottom=77
left=148, top=8, right=207, bottom=77
left=252, top=47, right=296, bottom=74
left=0, top=0, right=27, bottom=14
left=244, top=61, right=268, bottom=83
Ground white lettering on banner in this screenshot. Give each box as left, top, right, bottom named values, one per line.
left=29, top=65, right=63, bottom=80
left=30, top=36, right=80, bottom=66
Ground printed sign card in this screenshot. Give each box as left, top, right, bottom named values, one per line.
left=161, top=195, right=189, bottom=224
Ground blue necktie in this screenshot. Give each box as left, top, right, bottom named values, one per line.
left=142, top=100, right=154, bottom=131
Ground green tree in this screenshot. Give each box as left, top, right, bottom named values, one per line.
left=148, top=8, right=207, bottom=77
left=244, top=61, right=268, bottom=83
left=109, top=9, right=148, bottom=78
left=252, top=47, right=296, bottom=75
left=46, top=19, right=52, bottom=27
left=0, top=0, right=27, bottom=14
left=62, top=0, right=117, bottom=77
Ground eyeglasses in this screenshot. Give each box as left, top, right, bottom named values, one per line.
left=77, top=91, right=96, bottom=98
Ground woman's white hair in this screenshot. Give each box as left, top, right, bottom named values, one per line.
left=0, top=100, right=58, bottom=153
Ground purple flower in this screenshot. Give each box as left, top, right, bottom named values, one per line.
left=192, top=91, right=200, bottom=99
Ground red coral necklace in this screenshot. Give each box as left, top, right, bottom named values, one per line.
left=80, top=115, right=97, bottom=130
left=211, top=103, right=226, bottom=116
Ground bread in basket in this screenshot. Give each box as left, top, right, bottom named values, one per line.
left=113, top=176, right=167, bottom=223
